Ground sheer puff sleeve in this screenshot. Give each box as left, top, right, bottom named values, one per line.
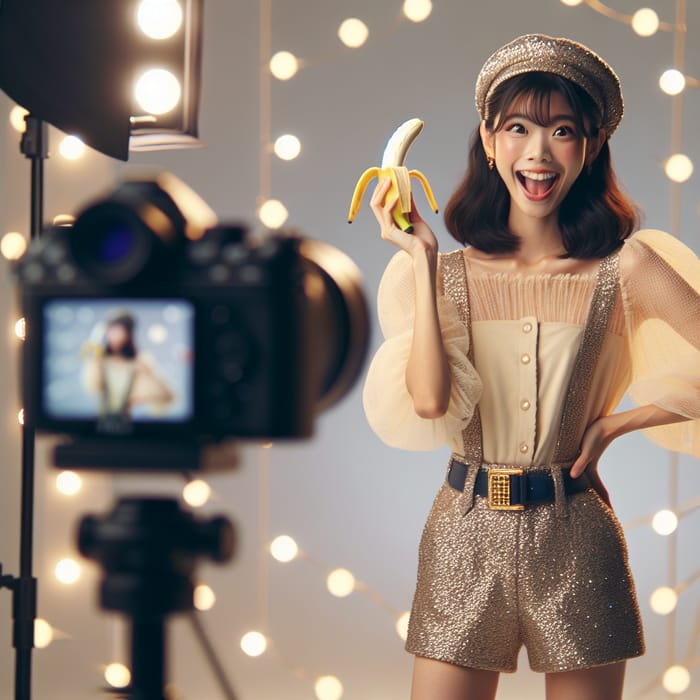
left=362, top=250, right=482, bottom=451
left=620, top=229, right=700, bottom=456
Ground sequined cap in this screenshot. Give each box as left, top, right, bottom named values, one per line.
left=475, top=34, right=624, bottom=137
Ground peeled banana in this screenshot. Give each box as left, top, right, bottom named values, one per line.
left=348, top=118, right=438, bottom=233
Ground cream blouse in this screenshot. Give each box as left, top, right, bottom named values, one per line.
left=363, top=229, right=700, bottom=464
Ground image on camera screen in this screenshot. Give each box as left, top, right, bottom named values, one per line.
left=42, top=299, right=194, bottom=424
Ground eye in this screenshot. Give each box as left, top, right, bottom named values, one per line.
left=505, top=122, right=526, bottom=134
left=553, top=125, right=577, bottom=137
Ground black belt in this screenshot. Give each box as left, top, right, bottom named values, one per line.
left=447, top=459, right=590, bottom=510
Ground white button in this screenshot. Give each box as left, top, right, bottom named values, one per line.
left=520, top=353, right=531, bottom=365
left=522, top=322, right=533, bottom=333
left=519, top=443, right=529, bottom=454
left=520, top=399, right=531, bottom=411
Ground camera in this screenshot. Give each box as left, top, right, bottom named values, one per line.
left=16, top=174, right=370, bottom=469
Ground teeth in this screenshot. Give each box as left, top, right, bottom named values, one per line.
left=519, top=170, right=557, bottom=181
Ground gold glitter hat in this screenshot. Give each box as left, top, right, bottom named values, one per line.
left=475, top=34, right=623, bottom=136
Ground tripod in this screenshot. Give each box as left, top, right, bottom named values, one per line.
left=78, top=497, right=235, bottom=700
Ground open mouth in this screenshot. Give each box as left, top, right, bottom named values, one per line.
left=516, top=170, right=559, bottom=201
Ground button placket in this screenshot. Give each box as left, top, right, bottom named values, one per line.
left=516, top=316, right=537, bottom=466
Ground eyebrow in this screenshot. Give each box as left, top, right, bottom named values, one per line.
left=504, top=112, right=577, bottom=124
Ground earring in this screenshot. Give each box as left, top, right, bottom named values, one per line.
left=487, top=155, right=495, bottom=170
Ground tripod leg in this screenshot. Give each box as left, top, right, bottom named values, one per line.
left=130, top=619, right=167, bottom=700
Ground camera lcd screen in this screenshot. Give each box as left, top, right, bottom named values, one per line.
left=42, top=299, right=194, bottom=424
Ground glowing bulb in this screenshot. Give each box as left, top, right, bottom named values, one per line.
left=54, top=558, right=81, bottom=584
left=560, top=0, right=583, bottom=5
left=269, top=51, right=299, bottom=80
left=662, top=665, right=691, bottom=694
left=665, top=154, right=694, bottom=183
left=270, top=535, right=298, bottom=562
left=652, top=509, right=679, bottom=535
left=105, top=663, right=131, bottom=688
left=137, top=0, right=183, bottom=39
left=258, top=199, right=288, bottom=229
left=240, top=631, right=267, bottom=657
left=314, top=675, right=343, bottom=700
left=18, top=409, right=24, bottom=426
left=56, top=470, right=82, bottom=496
left=15, top=318, right=26, bottom=340
left=631, top=8, right=659, bottom=37
left=10, top=105, right=28, bottom=133
left=193, top=584, right=216, bottom=611
left=134, top=69, right=181, bottom=115
left=59, top=136, right=86, bottom=160
left=274, top=134, right=301, bottom=161
left=395, top=611, right=410, bottom=641
left=338, top=19, right=369, bottom=48
left=403, top=0, right=432, bottom=22
left=53, top=214, right=75, bottom=227
left=659, top=69, right=686, bottom=96
left=1, top=232, right=27, bottom=261
left=650, top=586, right=678, bottom=615
left=34, top=618, right=54, bottom=649
left=326, top=568, right=355, bottom=597
left=182, top=479, right=211, bottom=508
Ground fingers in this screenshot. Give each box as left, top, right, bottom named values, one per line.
left=570, top=455, right=587, bottom=479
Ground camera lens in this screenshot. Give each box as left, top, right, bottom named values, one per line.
left=96, top=225, right=138, bottom=265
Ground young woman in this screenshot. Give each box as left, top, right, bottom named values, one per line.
left=362, top=34, right=700, bottom=700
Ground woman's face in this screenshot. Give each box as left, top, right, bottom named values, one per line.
left=105, top=323, right=130, bottom=352
left=482, top=91, right=601, bottom=230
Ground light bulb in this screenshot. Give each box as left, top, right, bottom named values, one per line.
left=55, top=558, right=81, bottom=584
left=15, top=318, right=26, bottom=340
left=34, top=618, right=54, bottom=649
left=560, top=0, right=583, bottom=5
left=662, top=665, right=691, bottom=694
left=274, top=134, right=301, bottom=161
left=650, top=586, right=678, bottom=615
left=53, top=214, right=75, bottom=226
left=193, top=584, right=216, bottom=611
left=326, top=568, right=355, bottom=597
left=395, top=611, right=410, bottom=641
left=18, top=409, right=24, bottom=426
left=269, top=51, right=299, bottom=80
left=59, top=135, right=86, bottom=160
left=134, top=69, right=181, bottom=115
left=652, top=509, right=678, bottom=535
left=403, top=0, right=433, bottom=22
left=659, top=69, right=686, bottom=96
left=105, top=663, right=131, bottom=688
left=258, top=199, right=288, bottom=229
left=182, top=479, right=211, bottom=507
left=631, top=8, right=659, bottom=37
left=240, top=631, right=267, bottom=657
left=338, top=19, right=369, bottom=48
left=314, top=675, right=343, bottom=700
left=56, top=470, right=82, bottom=496
left=665, top=154, right=693, bottom=183
left=137, top=0, right=183, bottom=39
left=1, top=232, right=27, bottom=261
left=270, top=535, right=298, bottom=562
left=10, top=105, right=29, bottom=132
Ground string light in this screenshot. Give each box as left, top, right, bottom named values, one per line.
left=314, top=675, right=343, bottom=700
left=631, top=8, right=660, bottom=37
left=659, top=69, right=686, bottom=96
left=134, top=69, right=182, bottom=115
left=54, top=558, right=81, bottom=585
left=1, top=231, right=27, bottom=261
left=560, top=0, right=583, bottom=5
left=182, top=479, right=211, bottom=508
left=58, top=135, right=86, bottom=160
left=273, top=134, right=301, bottom=161
left=52, top=214, right=75, bottom=226
left=137, top=0, right=183, bottom=40
left=193, top=584, right=216, bottom=611
left=17, top=409, right=24, bottom=426
left=269, top=51, right=299, bottom=80
left=650, top=586, right=678, bottom=615
left=9, top=105, right=29, bottom=132
left=15, top=318, right=26, bottom=341
left=395, top=611, right=410, bottom=641
left=104, top=662, right=131, bottom=688
left=270, top=535, right=299, bottom=563
left=652, top=509, right=679, bottom=535
left=665, top=154, right=694, bottom=183
left=402, top=0, right=433, bottom=23
left=326, top=568, right=355, bottom=598
left=258, top=199, right=288, bottom=229
left=34, top=618, right=54, bottom=649
left=56, top=470, right=82, bottom=496
left=662, top=665, right=691, bottom=694
left=240, top=631, right=267, bottom=657
left=338, top=19, right=369, bottom=48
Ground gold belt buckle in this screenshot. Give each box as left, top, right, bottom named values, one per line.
left=487, top=468, right=525, bottom=511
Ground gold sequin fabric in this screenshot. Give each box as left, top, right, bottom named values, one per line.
left=405, top=485, right=644, bottom=672
left=475, top=34, right=624, bottom=136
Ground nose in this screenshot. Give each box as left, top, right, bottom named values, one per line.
left=526, top=129, right=552, bottom=162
